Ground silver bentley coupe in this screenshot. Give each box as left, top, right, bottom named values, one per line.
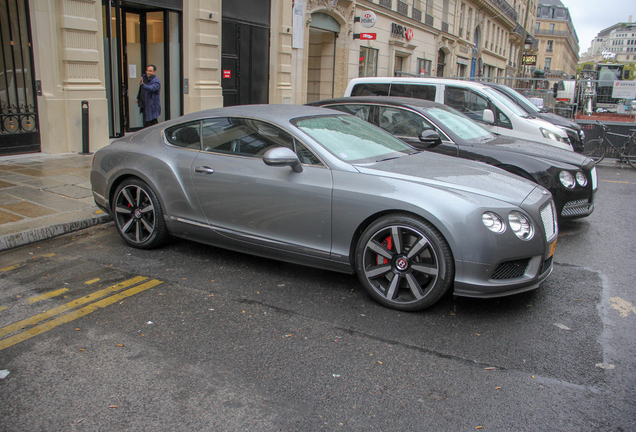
left=91, top=105, right=558, bottom=311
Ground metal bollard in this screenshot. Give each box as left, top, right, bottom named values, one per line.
left=80, top=100, right=91, bottom=155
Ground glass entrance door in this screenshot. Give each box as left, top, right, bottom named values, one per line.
left=103, top=2, right=181, bottom=136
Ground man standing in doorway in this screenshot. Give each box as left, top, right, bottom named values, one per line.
left=136, top=65, right=161, bottom=127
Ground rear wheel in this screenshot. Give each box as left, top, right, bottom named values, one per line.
left=355, top=214, right=454, bottom=311
left=626, top=145, right=636, bottom=169
left=112, top=178, right=168, bottom=249
left=582, top=139, right=606, bottom=163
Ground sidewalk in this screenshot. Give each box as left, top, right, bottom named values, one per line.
left=0, top=152, right=111, bottom=251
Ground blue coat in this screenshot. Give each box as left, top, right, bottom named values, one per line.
left=138, top=74, right=161, bottom=122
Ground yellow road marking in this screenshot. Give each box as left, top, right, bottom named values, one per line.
left=27, top=288, right=69, bottom=304
left=1, top=253, right=56, bottom=272
left=85, top=278, right=100, bottom=285
left=0, top=279, right=163, bottom=351
left=600, top=180, right=630, bottom=184
left=0, top=276, right=148, bottom=339
left=0, top=306, right=7, bottom=312
left=0, top=265, right=18, bottom=272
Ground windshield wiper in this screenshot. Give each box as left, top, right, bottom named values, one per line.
left=376, top=156, right=401, bottom=163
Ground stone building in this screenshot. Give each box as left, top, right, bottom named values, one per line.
left=1, top=0, right=542, bottom=156
left=533, top=0, right=579, bottom=78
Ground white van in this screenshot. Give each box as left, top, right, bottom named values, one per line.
left=344, top=77, right=573, bottom=151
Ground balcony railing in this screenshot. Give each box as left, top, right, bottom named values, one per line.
left=397, top=1, right=408, bottom=16
left=441, top=22, right=449, bottom=33
left=412, top=7, right=422, bottom=22
left=425, top=14, right=433, bottom=27
left=379, top=0, right=392, bottom=9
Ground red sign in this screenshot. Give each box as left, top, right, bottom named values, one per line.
left=360, top=33, right=376, bottom=40
left=223, top=70, right=232, bottom=79
left=406, top=29, right=414, bottom=41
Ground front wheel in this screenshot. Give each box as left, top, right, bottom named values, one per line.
left=355, top=214, right=454, bottom=311
left=112, top=178, right=168, bottom=249
left=582, top=139, right=606, bottom=163
left=626, top=145, right=636, bottom=169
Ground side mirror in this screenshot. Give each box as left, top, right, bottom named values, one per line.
left=418, top=129, right=442, bottom=148
left=263, top=147, right=303, bottom=173
left=482, top=109, right=495, bottom=124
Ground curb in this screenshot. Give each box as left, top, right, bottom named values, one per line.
left=0, top=214, right=112, bottom=252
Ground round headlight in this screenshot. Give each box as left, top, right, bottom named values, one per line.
left=482, top=212, right=505, bottom=233
left=559, top=171, right=576, bottom=189
left=576, top=172, right=587, bottom=186
left=509, top=211, right=534, bottom=240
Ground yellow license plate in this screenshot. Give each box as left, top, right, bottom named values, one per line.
left=549, top=239, right=557, bottom=258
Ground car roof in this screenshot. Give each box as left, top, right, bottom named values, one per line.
left=348, top=76, right=491, bottom=90
left=166, top=104, right=340, bottom=126
left=310, top=96, right=441, bottom=110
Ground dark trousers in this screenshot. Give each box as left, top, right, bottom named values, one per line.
left=144, top=118, right=159, bottom=128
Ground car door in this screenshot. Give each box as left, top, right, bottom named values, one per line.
left=190, top=117, right=333, bottom=256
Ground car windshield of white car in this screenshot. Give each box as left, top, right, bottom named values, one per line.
left=293, top=115, right=417, bottom=163
left=425, top=107, right=494, bottom=143
left=482, top=87, right=528, bottom=117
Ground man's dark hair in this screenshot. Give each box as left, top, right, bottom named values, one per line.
left=147, top=64, right=157, bottom=72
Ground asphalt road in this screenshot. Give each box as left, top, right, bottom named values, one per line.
left=0, top=163, right=634, bottom=431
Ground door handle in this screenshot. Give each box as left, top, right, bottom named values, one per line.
left=195, top=166, right=215, bottom=174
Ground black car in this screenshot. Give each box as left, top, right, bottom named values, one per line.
left=308, top=96, right=597, bottom=221
left=482, top=82, right=585, bottom=153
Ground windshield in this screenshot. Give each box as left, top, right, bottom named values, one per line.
left=425, top=106, right=494, bottom=142
left=494, top=86, right=540, bottom=113
left=482, top=87, right=528, bottom=117
left=293, top=115, right=417, bottom=163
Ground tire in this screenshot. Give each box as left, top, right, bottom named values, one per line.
left=581, top=139, right=606, bottom=163
left=112, top=178, right=168, bottom=249
left=355, top=214, right=454, bottom=311
left=627, top=145, right=636, bottom=169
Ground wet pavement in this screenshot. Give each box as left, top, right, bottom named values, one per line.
left=0, top=153, right=110, bottom=251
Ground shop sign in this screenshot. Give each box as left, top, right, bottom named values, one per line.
left=522, top=54, right=537, bottom=66
left=360, top=33, right=377, bottom=40
left=360, top=11, right=376, bottom=28
left=391, top=23, right=413, bottom=40
left=223, top=70, right=232, bottom=79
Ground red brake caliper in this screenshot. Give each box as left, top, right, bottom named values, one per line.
left=377, top=236, right=392, bottom=265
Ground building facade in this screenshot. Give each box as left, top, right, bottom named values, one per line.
left=1, top=0, right=543, bottom=156
left=533, top=0, right=579, bottom=78
left=579, top=20, right=636, bottom=65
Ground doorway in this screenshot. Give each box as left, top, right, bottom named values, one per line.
left=103, top=2, right=182, bottom=136
left=0, top=0, right=40, bottom=155
left=306, top=12, right=340, bottom=104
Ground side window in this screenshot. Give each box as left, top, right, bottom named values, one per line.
left=378, top=106, right=435, bottom=139
left=164, top=121, right=201, bottom=149
left=445, top=87, right=489, bottom=122
left=201, top=117, right=293, bottom=157
left=201, top=117, right=322, bottom=165
left=350, top=83, right=390, bottom=96
left=497, top=111, right=512, bottom=129
left=390, top=84, right=436, bottom=101
left=323, top=104, right=371, bottom=121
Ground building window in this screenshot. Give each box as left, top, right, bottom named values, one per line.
left=417, top=58, right=432, bottom=76
left=545, top=57, right=551, bottom=70
left=546, top=40, right=553, bottom=52
left=359, top=47, right=379, bottom=77
left=549, top=23, right=555, bottom=32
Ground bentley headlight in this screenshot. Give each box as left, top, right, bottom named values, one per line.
left=509, top=211, right=534, bottom=240
left=559, top=171, right=576, bottom=188
left=575, top=172, right=587, bottom=186
left=579, top=129, right=585, bottom=141
left=482, top=212, right=506, bottom=233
